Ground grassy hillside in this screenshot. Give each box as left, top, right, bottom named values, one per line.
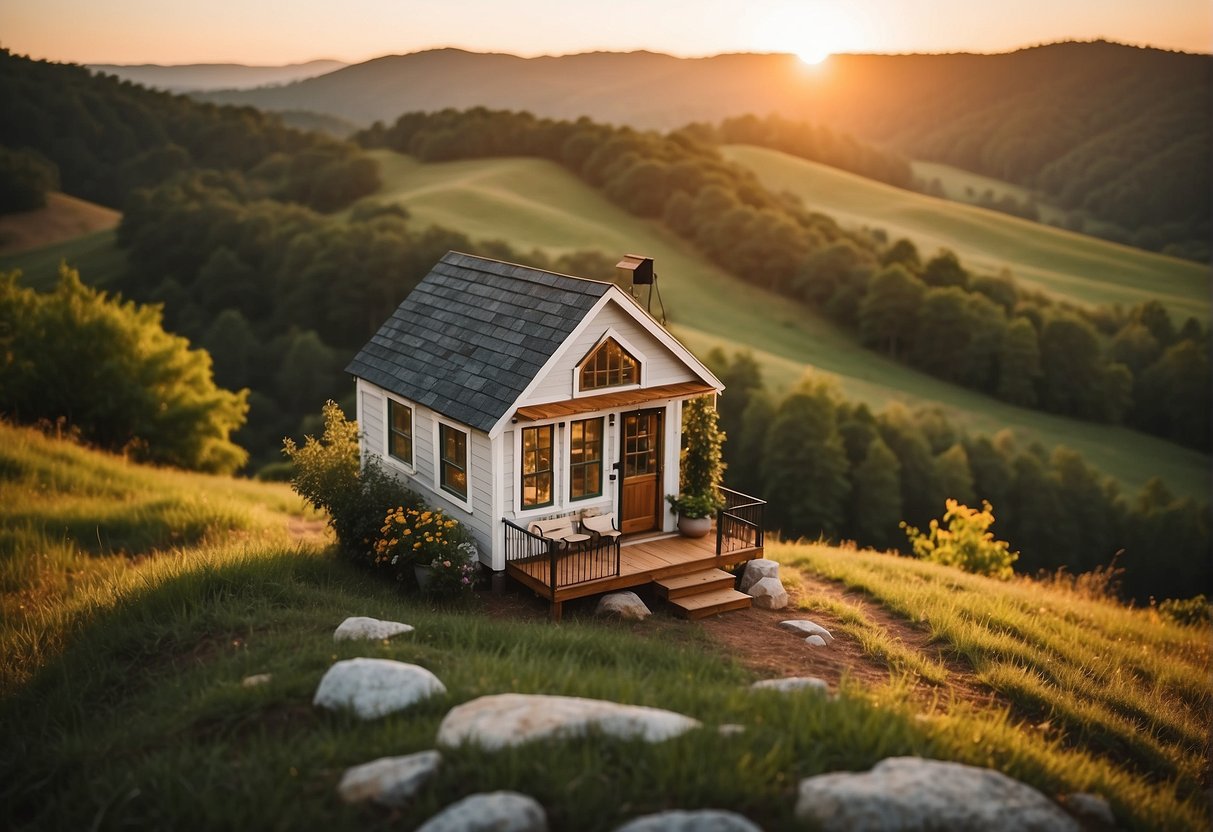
left=2, top=426, right=1207, bottom=831
left=0, top=228, right=127, bottom=290
left=725, top=145, right=1210, bottom=323
left=357, top=150, right=1210, bottom=501
left=0, top=193, right=120, bottom=256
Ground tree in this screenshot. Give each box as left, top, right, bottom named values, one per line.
left=858, top=264, right=925, bottom=359
left=0, top=146, right=59, bottom=212
left=1132, top=340, right=1211, bottom=450
left=734, top=391, right=774, bottom=498
left=996, top=317, right=1042, bottom=406
left=921, top=249, right=968, bottom=288
left=877, top=403, right=944, bottom=530
left=849, top=436, right=902, bottom=549
left=880, top=237, right=921, bottom=272
left=0, top=267, right=247, bottom=472
left=1038, top=314, right=1107, bottom=419
left=762, top=378, right=850, bottom=538
left=935, top=443, right=976, bottom=505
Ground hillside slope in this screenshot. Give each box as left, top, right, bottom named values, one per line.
left=88, top=59, right=347, bottom=91
left=354, top=150, right=1211, bottom=501
left=1, top=425, right=1207, bottom=831
left=0, top=193, right=120, bottom=256
left=722, top=145, right=1211, bottom=322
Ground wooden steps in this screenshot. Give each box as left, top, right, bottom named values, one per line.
left=656, top=568, right=751, bottom=619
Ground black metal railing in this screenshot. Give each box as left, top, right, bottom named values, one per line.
left=502, top=518, right=621, bottom=596
left=716, top=486, right=766, bottom=556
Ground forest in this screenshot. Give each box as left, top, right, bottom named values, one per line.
left=361, top=107, right=1210, bottom=452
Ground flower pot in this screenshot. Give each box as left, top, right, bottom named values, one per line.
left=677, top=514, right=712, bottom=538
left=413, top=564, right=434, bottom=591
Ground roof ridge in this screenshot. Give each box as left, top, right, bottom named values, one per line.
left=442, top=250, right=616, bottom=292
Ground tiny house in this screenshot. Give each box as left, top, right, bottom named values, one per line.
left=347, top=252, right=764, bottom=617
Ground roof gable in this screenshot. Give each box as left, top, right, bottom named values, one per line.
left=346, top=251, right=611, bottom=432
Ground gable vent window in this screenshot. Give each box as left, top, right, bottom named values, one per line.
left=388, top=400, right=413, bottom=466
left=579, top=338, right=639, bottom=391
left=439, top=423, right=468, bottom=500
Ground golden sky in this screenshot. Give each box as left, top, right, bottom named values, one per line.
left=3, top=0, right=1210, bottom=65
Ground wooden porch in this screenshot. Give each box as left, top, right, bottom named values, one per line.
left=503, top=488, right=766, bottom=620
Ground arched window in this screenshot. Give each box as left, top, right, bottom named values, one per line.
left=579, top=338, right=639, bottom=391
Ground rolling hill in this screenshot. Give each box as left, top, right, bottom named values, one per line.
left=722, top=145, right=1211, bottom=323
left=0, top=193, right=119, bottom=256
left=351, top=150, right=1210, bottom=501
left=2, top=423, right=1208, bottom=831
left=88, top=59, right=347, bottom=91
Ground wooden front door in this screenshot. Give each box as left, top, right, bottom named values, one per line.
left=620, top=408, right=663, bottom=534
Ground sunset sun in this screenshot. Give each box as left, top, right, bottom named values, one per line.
left=752, top=3, right=857, bottom=64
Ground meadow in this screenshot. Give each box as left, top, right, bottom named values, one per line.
left=2, top=424, right=1208, bottom=831
left=725, top=145, right=1210, bottom=324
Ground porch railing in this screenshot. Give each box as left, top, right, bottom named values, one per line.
left=502, top=518, right=621, bottom=596
left=716, top=486, right=766, bottom=556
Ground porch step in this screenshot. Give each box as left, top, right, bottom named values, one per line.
left=654, top=568, right=737, bottom=600
left=667, top=587, right=752, bottom=620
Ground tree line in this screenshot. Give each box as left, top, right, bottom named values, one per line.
left=0, top=49, right=380, bottom=214
left=359, top=107, right=1210, bottom=452
left=708, top=350, right=1209, bottom=603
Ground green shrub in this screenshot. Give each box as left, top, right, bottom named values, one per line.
left=902, top=499, right=1018, bottom=579
left=283, top=400, right=422, bottom=561
left=1157, top=594, right=1211, bottom=626
left=669, top=394, right=725, bottom=518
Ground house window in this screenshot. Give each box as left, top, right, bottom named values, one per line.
left=579, top=338, right=639, bottom=391
left=569, top=417, right=603, bottom=500
left=520, top=425, right=554, bottom=509
left=387, top=400, right=412, bottom=465
left=439, top=423, right=468, bottom=499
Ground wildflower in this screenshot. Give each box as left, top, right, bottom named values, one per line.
left=414, top=542, right=421, bottom=549
left=443, top=560, right=451, bottom=568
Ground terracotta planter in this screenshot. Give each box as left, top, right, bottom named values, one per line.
left=677, top=514, right=712, bottom=538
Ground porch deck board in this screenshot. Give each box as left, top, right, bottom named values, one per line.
left=506, top=532, right=762, bottom=604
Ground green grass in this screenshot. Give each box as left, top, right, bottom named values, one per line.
left=3, top=430, right=1208, bottom=830
left=725, top=145, right=1210, bottom=324
left=776, top=542, right=1212, bottom=803
left=359, top=151, right=1210, bottom=502
left=0, top=228, right=128, bottom=290
left=911, top=160, right=1071, bottom=226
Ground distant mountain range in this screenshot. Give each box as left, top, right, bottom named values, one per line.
left=193, top=41, right=1210, bottom=258
left=87, top=59, right=347, bottom=92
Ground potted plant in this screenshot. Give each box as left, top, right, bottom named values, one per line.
left=374, top=506, right=472, bottom=591
left=668, top=395, right=725, bottom=538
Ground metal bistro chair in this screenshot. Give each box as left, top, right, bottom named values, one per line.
left=580, top=511, right=621, bottom=559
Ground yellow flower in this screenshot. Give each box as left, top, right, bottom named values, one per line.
left=414, top=542, right=421, bottom=549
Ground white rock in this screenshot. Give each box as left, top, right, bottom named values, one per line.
left=739, top=559, right=779, bottom=592
left=415, top=791, right=547, bottom=832
left=779, top=619, right=834, bottom=643
left=314, top=658, right=446, bottom=719
left=612, top=809, right=763, bottom=832
left=717, top=723, right=746, bottom=737
left=596, top=591, right=651, bottom=620
left=333, top=616, right=414, bottom=642
left=437, top=693, right=701, bottom=750
left=750, top=677, right=829, bottom=695
left=747, top=576, right=788, bottom=610
left=795, top=757, right=1081, bottom=832
left=337, top=750, right=442, bottom=807
left=241, top=673, right=272, bottom=687
left=805, top=635, right=828, bottom=647
left=1062, top=793, right=1116, bottom=828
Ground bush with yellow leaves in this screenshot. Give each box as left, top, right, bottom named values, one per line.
left=901, top=499, right=1018, bottom=579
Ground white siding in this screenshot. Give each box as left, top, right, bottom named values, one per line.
left=359, top=382, right=384, bottom=459
left=522, top=300, right=697, bottom=405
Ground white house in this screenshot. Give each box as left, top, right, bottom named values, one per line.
left=346, top=251, right=729, bottom=576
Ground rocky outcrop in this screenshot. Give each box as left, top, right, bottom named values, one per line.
left=739, top=559, right=779, bottom=592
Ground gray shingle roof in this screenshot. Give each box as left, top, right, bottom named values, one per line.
left=346, top=251, right=612, bottom=432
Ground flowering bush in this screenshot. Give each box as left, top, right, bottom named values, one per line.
left=373, top=506, right=477, bottom=595
left=901, top=499, right=1018, bottom=579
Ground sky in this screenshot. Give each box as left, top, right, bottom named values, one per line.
left=3, top=0, right=1210, bottom=66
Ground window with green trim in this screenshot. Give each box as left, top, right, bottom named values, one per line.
left=388, top=400, right=413, bottom=465
left=569, top=417, right=604, bottom=500
left=579, top=338, right=639, bottom=391
left=439, top=423, right=468, bottom=499
left=520, top=425, right=554, bottom=509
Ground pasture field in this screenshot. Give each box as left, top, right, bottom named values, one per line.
left=0, top=227, right=127, bottom=290
left=725, top=145, right=1210, bottom=324
left=0, top=193, right=120, bottom=257
left=1, top=425, right=1207, bottom=831
left=360, top=151, right=1210, bottom=501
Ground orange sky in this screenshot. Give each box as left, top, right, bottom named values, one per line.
left=3, top=0, right=1210, bottom=65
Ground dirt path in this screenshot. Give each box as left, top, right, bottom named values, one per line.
left=286, top=517, right=331, bottom=544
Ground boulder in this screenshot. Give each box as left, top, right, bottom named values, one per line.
left=1062, top=793, right=1116, bottom=829
left=415, top=791, right=547, bottom=832
left=612, top=809, right=762, bottom=832
left=333, top=616, right=414, bottom=642
left=596, top=591, right=651, bottom=620
left=750, top=677, right=829, bottom=695
left=795, top=757, right=1081, bottom=831
left=779, top=619, right=834, bottom=643
left=747, top=576, right=788, bottom=610
left=739, top=559, right=779, bottom=592
left=437, top=693, right=701, bottom=750
left=337, top=750, right=442, bottom=807
left=717, top=723, right=746, bottom=737
left=805, top=635, right=828, bottom=647
left=314, top=658, right=446, bottom=719
left=241, top=673, right=272, bottom=687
